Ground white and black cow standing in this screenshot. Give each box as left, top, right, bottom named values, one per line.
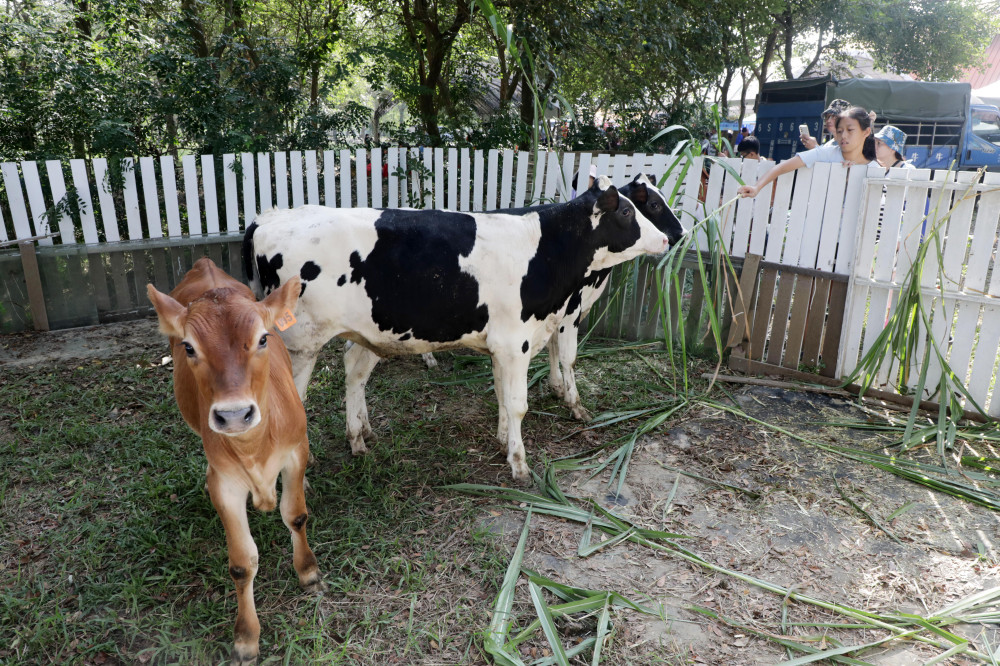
left=242, top=177, right=670, bottom=481
left=546, top=174, right=685, bottom=420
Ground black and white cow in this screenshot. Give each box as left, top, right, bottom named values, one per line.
left=546, top=174, right=685, bottom=420
left=243, top=177, right=670, bottom=481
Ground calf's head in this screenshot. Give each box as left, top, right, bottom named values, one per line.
left=147, top=276, right=301, bottom=436
left=585, top=176, right=669, bottom=264
left=619, top=174, right=686, bottom=247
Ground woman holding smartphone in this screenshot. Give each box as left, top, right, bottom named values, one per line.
left=738, top=106, right=878, bottom=199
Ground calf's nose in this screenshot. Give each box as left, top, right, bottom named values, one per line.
left=212, top=404, right=257, bottom=432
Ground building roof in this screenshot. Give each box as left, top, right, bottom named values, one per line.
left=963, top=35, right=1000, bottom=89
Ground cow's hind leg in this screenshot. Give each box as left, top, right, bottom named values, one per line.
left=546, top=336, right=565, bottom=398
left=491, top=357, right=508, bottom=444
left=280, top=442, right=323, bottom=594
left=557, top=322, right=591, bottom=421
left=344, top=342, right=380, bottom=454
left=206, top=468, right=261, bottom=666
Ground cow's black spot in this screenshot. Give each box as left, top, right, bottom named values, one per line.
left=292, top=513, right=308, bottom=530
left=348, top=209, right=489, bottom=342
left=337, top=274, right=347, bottom=286
left=300, top=261, right=321, bottom=281
left=559, top=326, right=565, bottom=333
left=229, top=566, right=248, bottom=581
left=522, top=340, right=529, bottom=354
left=255, top=252, right=283, bottom=294
left=400, top=333, right=411, bottom=341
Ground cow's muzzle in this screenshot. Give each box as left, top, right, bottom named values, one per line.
left=210, top=402, right=260, bottom=434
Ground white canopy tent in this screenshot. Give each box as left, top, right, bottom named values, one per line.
left=973, top=79, right=1000, bottom=108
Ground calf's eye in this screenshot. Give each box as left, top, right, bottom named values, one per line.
left=258, top=334, right=269, bottom=348
left=183, top=342, right=195, bottom=358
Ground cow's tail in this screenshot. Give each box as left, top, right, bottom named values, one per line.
left=242, top=221, right=263, bottom=299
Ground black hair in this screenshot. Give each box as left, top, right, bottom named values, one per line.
left=836, top=107, right=876, bottom=161
left=737, top=135, right=760, bottom=156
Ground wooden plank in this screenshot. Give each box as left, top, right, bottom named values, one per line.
left=18, top=241, right=48, bottom=330
left=679, top=156, right=704, bottom=225
left=401, top=148, right=412, bottom=208
left=160, top=156, right=183, bottom=237
left=305, top=150, right=320, bottom=205
left=485, top=149, right=498, bottom=211
left=121, top=158, right=144, bottom=240
left=800, top=277, right=831, bottom=368
left=473, top=149, right=485, bottom=212
left=387, top=148, right=399, bottom=209
left=542, top=151, right=560, bottom=202
left=921, top=296, right=955, bottom=399
left=514, top=150, right=529, bottom=208
left=765, top=271, right=795, bottom=366
left=933, top=172, right=973, bottom=290
left=107, top=250, right=132, bottom=310
left=447, top=147, right=458, bottom=210
left=322, top=150, right=337, bottom=208
left=92, top=158, right=120, bottom=241
left=747, top=160, right=774, bottom=257
left=559, top=150, right=573, bottom=201
left=457, top=148, right=470, bottom=211
left=20, top=162, right=53, bottom=245
left=726, top=253, right=761, bottom=347
left=201, top=155, right=219, bottom=234
left=782, top=275, right=813, bottom=369
left=796, top=162, right=832, bottom=268
left=240, top=152, right=256, bottom=227
left=814, top=163, right=847, bottom=272
left=290, top=151, right=304, bottom=208
left=71, top=159, right=101, bottom=243
left=182, top=155, right=202, bottom=235
left=969, top=306, right=1000, bottom=414
left=833, top=164, right=869, bottom=275
left=44, top=160, right=77, bottom=244
left=222, top=154, right=240, bottom=232
left=593, top=153, right=611, bottom=184
left=256, top=152, right=272, bottom=213
left=947, top=301, right=979, bottom=390
left=356, top=148, right=369, bottom=208
left=684, top=271, right=706, bottom=345
left=274, top=152, right=289, bottom=209
left=370, top=148, right=383, bottom=208
left=729, top=158, right=757, bottom=257
left=575, top=154, right=592, bottom=198
left=340, top=149, right=353, bottom=209
left=1, top=162, right=32, bottom=240
left=433, top=147, right=444, bottom=209
left=423, top=147, right=434, bottom=209
left=611, top=153, right=627, bottom=187
left=717, top=157, right=741, bottom=253
left=764, top=170, right=795, bottom=264
left=782, top=167, right=813, bottom=265
left=895, top=169, right=932, bottom=282
left=499, top=149, right=515, bottom=209
left=530, top=150, right=545, bottom=205
left=748, top=267, right=778, bottom=361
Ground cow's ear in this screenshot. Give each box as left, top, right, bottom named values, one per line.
left=261, top=276, right=301, bottom=330
left=146, top=284, right=186, bottom=339
left=596, top=185, right=620, bottom=212
left=630, top=182, right=649, bottom=205
left=646, top=173, right=657, bottom=184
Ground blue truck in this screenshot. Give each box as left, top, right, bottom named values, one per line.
left=755, top=76, right=1000, bottom=169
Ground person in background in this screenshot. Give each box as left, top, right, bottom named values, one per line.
left=737, top=135, right=762, bottom=160
left=800, top=98, right=851, bottom=149
left=874, top=125, right=915, bottom=169
left=738, top=106, right=877, bottom=199
left=734, top=127, right=749, bottom=148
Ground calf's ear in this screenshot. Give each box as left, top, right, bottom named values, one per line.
left=146, top=284, right=186, bottom=339
left=261, top=276, right=301, bottom=330
left=596, top=184, right=620, bottom=212
left=629, top=181, right=649, bottom=205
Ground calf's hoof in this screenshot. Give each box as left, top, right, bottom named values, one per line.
left=570, top=404, right=592, bottom=422
left=230, top=644, right=258, bottom=666
left=421, top=352, right=439, bottom=369
left=348, top=434, right=369, bottom=455
left=300, top=571, right=327, bottom=595
left=510, top=462, right=532, bottom=486
left=548, top=381, right=566, bottom=399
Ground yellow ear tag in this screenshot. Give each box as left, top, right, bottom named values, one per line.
left=274, top=309, right=297, bottom=331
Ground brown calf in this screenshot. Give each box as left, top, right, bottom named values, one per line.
left=147, top=258, right=321, bottom=665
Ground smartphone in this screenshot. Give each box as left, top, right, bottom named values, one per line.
left=798, top=124, right=810, bottom=136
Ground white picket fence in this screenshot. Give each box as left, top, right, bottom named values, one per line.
left=4, top=146, right=1000, bottom=415
left=0, top=148, right=704, bottom=248
left=839, top=169, right=1000, bottom=416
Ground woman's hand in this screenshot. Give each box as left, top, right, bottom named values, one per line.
left=737, top=185, right=758, bottom=198
left=800, top=135, right=818, bottom=150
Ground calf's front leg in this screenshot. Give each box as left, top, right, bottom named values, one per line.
left=207, top=468, right=260, bottom=666
left=556, top=322, right=591, bottom=421
left=344, top=343, right=380, bottom=454
left=280, top=443, right=323, bottom=593
left=494, top=351, right=532, bottom=482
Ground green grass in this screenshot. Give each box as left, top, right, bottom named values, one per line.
left=0, top=339, right=692, bottom=665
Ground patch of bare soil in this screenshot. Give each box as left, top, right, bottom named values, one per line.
left=492, top=386, right=1000, bottom=665
left=0, top=318, right=164, bottom=369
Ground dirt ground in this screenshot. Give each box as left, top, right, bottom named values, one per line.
left=3, top=320, right=999, bottom=665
